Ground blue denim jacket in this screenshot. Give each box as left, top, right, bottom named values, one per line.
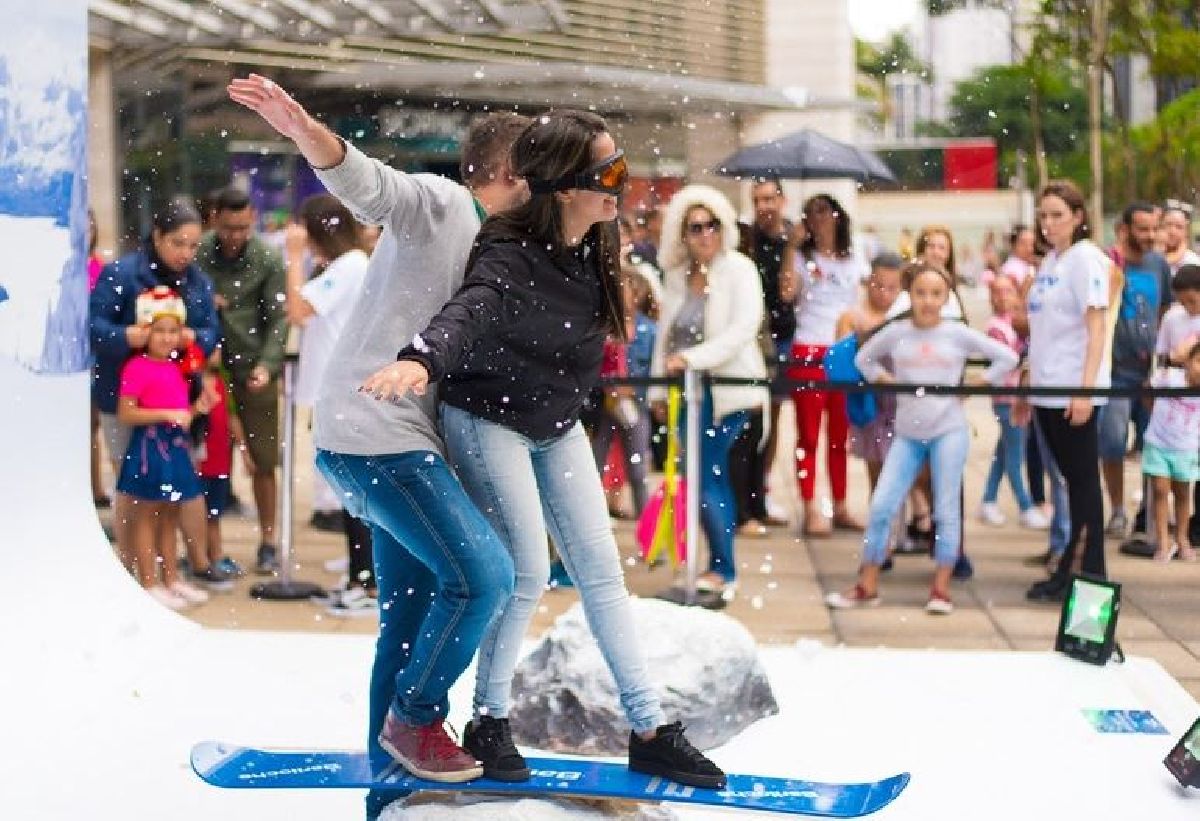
left=89, top=247, right=220, bottom=413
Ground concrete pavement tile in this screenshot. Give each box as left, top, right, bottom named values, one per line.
left=1176, top=679, right=1200, bottom=703
left=831, top=604, right=998, bottom=638
left=841, top=635, right=1012, bottom=651
left=987, top=605, right=1167, bottom=642
left=1121, top=641, right=1200, bottom=679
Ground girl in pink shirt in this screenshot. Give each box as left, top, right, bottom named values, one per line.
left=978, top=273, right=1048, bottom=529
left=116, top=286, right=211, bottom=610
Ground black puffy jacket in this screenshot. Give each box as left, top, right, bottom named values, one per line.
left=397, top=233, right=608, bottom=440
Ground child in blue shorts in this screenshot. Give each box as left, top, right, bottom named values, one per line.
left=1145, top=341, right=1200, bottom=561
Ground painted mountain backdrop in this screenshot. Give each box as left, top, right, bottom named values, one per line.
left=0, top=2, right=88, bottom=373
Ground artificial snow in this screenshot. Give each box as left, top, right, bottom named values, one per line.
left=379, top=793, right=677, bottom=820
left=509, top=598, right=778, bottom=754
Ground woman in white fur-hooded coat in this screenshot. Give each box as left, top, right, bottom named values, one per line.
left=649, top=184, right=769, bottom=593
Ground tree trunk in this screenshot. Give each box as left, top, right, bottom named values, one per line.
left=1087, top=0, right=1107, bottom=231
left=1028, top=72, right=1049, bottom=191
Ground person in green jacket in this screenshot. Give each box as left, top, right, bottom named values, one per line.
left=197, top=186, right=289, bottom=574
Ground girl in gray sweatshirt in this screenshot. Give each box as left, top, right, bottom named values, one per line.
left=826, top=262, right=1019, bottom=615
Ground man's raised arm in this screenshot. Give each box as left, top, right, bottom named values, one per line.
left=228, top=74, right=344, bottom=169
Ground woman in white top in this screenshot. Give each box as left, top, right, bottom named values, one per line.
left=781, top=194, right=867, bottom=536
left=650, top=184, right=769, bottom=596
left=285, top=194, right=374, bottom=608
left=1015, top=180, right=1111, bottom=602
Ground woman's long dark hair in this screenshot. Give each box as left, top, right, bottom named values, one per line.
left=300, top=194, right=363, bottom=261
left=469, top=109, right=627, bottom=341
left=799, top=193, right=852, bottom=258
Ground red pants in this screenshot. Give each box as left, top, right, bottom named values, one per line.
left=789, top=342, right=848, bottom=503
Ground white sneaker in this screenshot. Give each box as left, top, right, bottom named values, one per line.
left=1019, top=507, right=1050, bottom=530
left=977, top=503, right=1006, bottom=527
left=147, top=585, right=188, bottom=610
left=1106, top=510, right=1128, bottom=538
left=325, top=587, right=379, bottom=618
left=169, top=580, right=210, bottom=605
left=323, top=557, right=349, bottom=574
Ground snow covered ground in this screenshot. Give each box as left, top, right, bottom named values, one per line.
left=3, top=363, right=1200, bottom=820
left=0, top=215, right=73, bottom=369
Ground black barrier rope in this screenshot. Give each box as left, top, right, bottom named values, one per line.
left=598, top=373, right=1200, bottom=399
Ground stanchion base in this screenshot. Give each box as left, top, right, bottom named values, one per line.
left=249, top=580, right=326, bottom=601
left=654, top=585, right=727, bottom=610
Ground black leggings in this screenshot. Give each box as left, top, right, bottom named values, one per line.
left=1035, top=406, right=1106, bottom=581
left=729, top=409, right=769, bottom=524
left=343, top=512, right=375, bottom=589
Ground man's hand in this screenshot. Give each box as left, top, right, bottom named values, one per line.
left=247, top=364, right=271, bottom=392
left=361, top=360, right=430, bottom=402
left=125, top=324, right=150, bottom=349
left=227, top=74, right=313, bottom=143
left=237, top=443, right=257, bottom=475
left=650, top=400, right=668, bottom=423
left=227, top=74, right=345, bottom=169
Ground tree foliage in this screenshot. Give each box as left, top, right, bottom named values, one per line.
left=927, top=64, right=1090, bottom=185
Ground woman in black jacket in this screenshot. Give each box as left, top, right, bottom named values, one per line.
left=361, top=111, right=723, bottom=790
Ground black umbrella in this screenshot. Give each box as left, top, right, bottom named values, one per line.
left=716, top=129, right=896, bottom=184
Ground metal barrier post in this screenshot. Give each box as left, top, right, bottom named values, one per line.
left=251, top=353, right=325, bottom=601
left=683, top=367, right=702, bottom=606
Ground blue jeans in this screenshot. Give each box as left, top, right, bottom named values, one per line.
left=982, top=403, right=1033, bottom=511
left=863, top=427, right=970, bottom=567
left=441, top=405, right=667, bottom=735
left=1031, top=415, right=1071, bottom=557
left=315, top=449, right=514, bottom=819
left=680, top=389, right=748, bottom=583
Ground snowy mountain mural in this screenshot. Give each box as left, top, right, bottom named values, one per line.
left=0, top=4, right=88, bottom=373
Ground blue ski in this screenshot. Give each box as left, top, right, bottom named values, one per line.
left=192, top=741, right=909, bottom=818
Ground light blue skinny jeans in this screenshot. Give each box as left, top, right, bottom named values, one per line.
left=863, top=426, right=970, bottom=567
left=441, top=403, right=667, bottom=735
left=982, top=402, right=1034, bottom=511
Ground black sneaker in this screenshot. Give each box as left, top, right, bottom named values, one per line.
left=191, top=564, right=235, bottom=591
left=462, top=715, right=530, bottom=782
left=309, top=510, right=344, bottom=533
left=628, top=722, right=726, bottom=790
left=1026, top=577, right=1068, bottom=602
left=255, top=544, right=279, bottom=576
left=951, top=554, right=973, bottom=580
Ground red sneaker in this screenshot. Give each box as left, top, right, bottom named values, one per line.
left=925, top=588, right=954, bottom=615
left=824, top=584, right=881, bottom=609
left=378, top=713, right=483, bottom=782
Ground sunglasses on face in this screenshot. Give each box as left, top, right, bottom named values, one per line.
left=686, top=218, right=721, bottom=236
left=527, top=150, right=629, bottom=196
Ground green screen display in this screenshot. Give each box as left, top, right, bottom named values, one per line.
left=1064, top=580, right=1115, bottom=644
left=1185, top=721, right=1200, bottom=759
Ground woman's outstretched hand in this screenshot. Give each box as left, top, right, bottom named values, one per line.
left=360, top=360, right=430, bottom=402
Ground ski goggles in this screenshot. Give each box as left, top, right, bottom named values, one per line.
left=527, top=150, right=628, bottom=196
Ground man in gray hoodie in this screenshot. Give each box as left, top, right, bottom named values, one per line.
left=229, top=75, right=528, bottom=819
